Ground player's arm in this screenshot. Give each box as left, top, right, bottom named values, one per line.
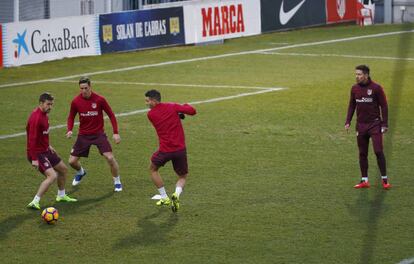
left=66, top=101, right=77, bottom=138
left=377, top=86, right=389, bottom=133
left=345, top=89, right=356, bottom=132
left=28, top=116, right=40, bottom=167
left=102, top=98, right=120, bottom=144
left=174, top=103, right=197, bottom=117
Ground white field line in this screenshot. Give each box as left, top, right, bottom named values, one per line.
left=398, top=257, right=414, bottom=264
left=0, top=87, right=285, bottom=140
left=0, top=30, right=412, bottom=89
left=54, top=80, right=278, bottom=90
left=258, top=51, right=414, bottom=61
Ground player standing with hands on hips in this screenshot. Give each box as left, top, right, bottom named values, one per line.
left=145, top=89, right=196, bottom=212
left=345, top=65, right=391, bottom=189
left=66, top=77, right=123, bottom=192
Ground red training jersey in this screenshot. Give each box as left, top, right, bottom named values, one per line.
left=67, top=92, right=118, bottom=135
left=345, top=79, right=388, bottom=129
left=26, top=107, right=50, bottom=160
left=147, top=103, right=196, bottom=152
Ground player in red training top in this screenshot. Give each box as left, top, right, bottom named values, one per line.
left=145, top=89, right=196, bottom=212
left=26, top=93, right=77, bottom=210
left=66, top=77, right=122, bottom=192
left=345, top=65, right=391, bottom=189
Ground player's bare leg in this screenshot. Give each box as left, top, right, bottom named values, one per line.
left=37, top=168, right=57, bottom=198
left=172, top=174, right=187, bottom=212
left=68, top=155, right=82, bottom=170
left=69, top=155, right=86, bottom=186
left=103, top=152, right=122, bottom=192
left=54, top=161, right=77, bottom=202
left=27, top=168, right=57, bottom=210
left=150, top=163, right=170, bottom=206
left=174, top=173, right=187, bottom=198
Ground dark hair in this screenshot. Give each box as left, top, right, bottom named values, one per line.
left=39, top=92, right=54, bottom=103
left=145, top=89, right=161, bottom=102
left=79, top=76, right=91, bottom=85
left=355, top=65, right=370, bottom=76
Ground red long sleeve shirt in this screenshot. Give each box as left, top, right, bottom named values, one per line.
left=67, top=92, right=118, bottom=135
left=345, top=79, right=388, bottom=128
left=26, top=107, right=50, bottom=160
left=147, top=103, right=196, bottom=152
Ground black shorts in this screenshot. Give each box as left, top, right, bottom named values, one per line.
left=71, top=133, right=112, bottom=157
left=151, top=149, right=188, bottom=176
left=28, top=149, right=62, bottom=174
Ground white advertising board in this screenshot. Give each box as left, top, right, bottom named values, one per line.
left=184, top=0, right=261, bottom=44
left=2, top=15, right=100, bottom=67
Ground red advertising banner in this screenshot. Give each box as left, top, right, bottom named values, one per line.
left=326, top=0, right=357, bottom=23
left=0, top=24, right=3, bottom=68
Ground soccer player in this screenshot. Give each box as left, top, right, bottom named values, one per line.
left=26, top=93, right=77, bottom=210
left=66, top=77, right=122, bottom=192
left=345, top=65, right=391, bottom=189
left=145, top=89, right=196, bottom=212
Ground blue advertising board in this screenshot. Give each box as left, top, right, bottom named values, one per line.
left=99, top=7, right=185, bottom=53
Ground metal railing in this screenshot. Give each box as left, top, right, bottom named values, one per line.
left=0, top=0, right=189, bottom=23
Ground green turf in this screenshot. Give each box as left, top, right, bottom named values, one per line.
left=0, top=23, right=413, bottom=264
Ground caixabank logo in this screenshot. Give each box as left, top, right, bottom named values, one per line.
left=12, top=29, right=30, bottom=59
left=11, top=27, right=90, bottom=60
left=3, top=16, right=100, bottom=67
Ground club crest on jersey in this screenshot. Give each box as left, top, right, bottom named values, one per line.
left=44, top=162, right=49, bottom=167
left=92, top=103, right=97, bottom=109
left=367, top=89, right=372, bottom=95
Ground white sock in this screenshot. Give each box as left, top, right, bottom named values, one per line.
left=33, top=195, right=41, bottom=203
left=175, top=186, right=183, bottom=197
left=381, top=176, right=388, bottom=180
left=113, top=176, right=121, bottom=184
left=362, top=177, right=368, bottom=182
left=77, top=167, right=84, bottom=175
left=58, top=189, right=65, bottom=197
left=158, top=187, right=168, bottom=199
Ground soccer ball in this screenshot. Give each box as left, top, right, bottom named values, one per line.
left=41, top=207, right=59, bottom=225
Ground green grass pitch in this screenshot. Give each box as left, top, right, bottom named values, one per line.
left=0, top=23, right=413, bottom=264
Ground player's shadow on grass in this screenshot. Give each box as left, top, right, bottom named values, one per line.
left=49, top=191, right=115, bottom=216
left=0, top=191, right=115, bottom=237
left=347, top=185, right=389, bottom=264
left=113, top=209, right=179, bottom=250
left=0, top=212, right=34, bottom=241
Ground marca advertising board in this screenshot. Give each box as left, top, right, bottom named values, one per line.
left=99, top=7, right=185, bottom=53
left=261, top=0, right=326, bottom=32
left=326, top=0, right=357, bottom=23
left=2, top=16, right=100, bottom=67
left=183, top=0, right=261, bottom=44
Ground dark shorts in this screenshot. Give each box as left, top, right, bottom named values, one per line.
left=356, top=120, right=382, bottom=136
left=151, top=149, right=188, bottom=176
left=71, top=133, right=112, bottom=157
left=28, top=149, right=62, bottom=174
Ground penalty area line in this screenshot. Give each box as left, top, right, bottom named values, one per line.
left=0, top=88, right=286, bottom=140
